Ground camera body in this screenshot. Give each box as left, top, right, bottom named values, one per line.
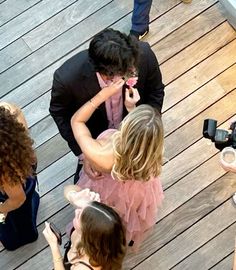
left=203, top=119, right=236, bottom=151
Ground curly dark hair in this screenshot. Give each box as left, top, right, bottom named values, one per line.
left=0, top=106, right=35, bottom=187
left=89, top=28, right=139, bottom=77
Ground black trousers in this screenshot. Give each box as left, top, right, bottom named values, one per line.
left=73, top=161, right=83, bottom=184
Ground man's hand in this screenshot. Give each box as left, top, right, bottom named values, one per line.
left=83, top=158, right=104, bottom=180
left=125, top=87, right=140, bottom=112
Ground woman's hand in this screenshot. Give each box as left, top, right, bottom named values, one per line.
left=43, top=222, right=59, bottom=248
left=83, top=158, right=104, bottom=180
left=100, top=79, right=125, bottom=100
left=125, top=87, right=140, bottom=112
left=65, top=188, right=100, bottom=209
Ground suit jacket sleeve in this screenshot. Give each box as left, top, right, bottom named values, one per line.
left=49, top=69, right=81, bottom=156
left=143, top=43, right=165, bottom=113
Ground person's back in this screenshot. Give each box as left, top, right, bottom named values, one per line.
left=76, top=105, right=164, bottom=248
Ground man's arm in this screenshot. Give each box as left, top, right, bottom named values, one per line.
left=143, top=43, right=165, bottom=113
left=49, top=70, right=81, bottom=156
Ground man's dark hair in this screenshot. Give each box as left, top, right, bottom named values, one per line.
left=89, top=28, right=139, bottom=77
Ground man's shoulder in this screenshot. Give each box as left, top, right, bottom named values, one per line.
left=54, top=49, right=94, bottom=83
left=59, top=49, right=89, bottom=71
left=138, top=41, right=151, bottom=52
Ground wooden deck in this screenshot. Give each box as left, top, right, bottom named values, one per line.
left=0, top=0, right=236, bottom=269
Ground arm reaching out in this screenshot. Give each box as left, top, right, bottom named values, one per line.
left=71, top=79, right=124, bottom=164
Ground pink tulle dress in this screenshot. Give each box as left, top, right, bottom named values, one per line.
left=77, top=129, right=164, bottom=248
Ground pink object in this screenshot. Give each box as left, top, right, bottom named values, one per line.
left=77, top=129, right=164, bottom=249
left=126, top=77, right=138, bottom=87
left=96, top=72, right=123, bottom=129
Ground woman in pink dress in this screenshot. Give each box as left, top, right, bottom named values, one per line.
left=71, top=79, right=164, bottom=248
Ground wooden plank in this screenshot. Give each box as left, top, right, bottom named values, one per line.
left=29, top=116, right=58, bottom=148
left=163, top=64, right=236, bottom=136
left=161, top=22, right=236, bottom=84
left=23, top=0, right=111, bottom=51
left=158, top=154, right=226, bottom=219
left=153, top=3, right=226, bottom=64
left=16, top=236, right=70, bottom=270
left=164, top=89, right=236, bottom=159
left=146, top=0, right=217, bottom=45
left=0, top=38, right=32, bottom=74
left=0, top=0, right=77, bottom=50
left=0, top=0, right=110, bottom=73
left=162, top=131, right=219, bottom=189
left=35, top=134, right=69, bottom=173
left=0, top=0, right=41, bottom=27
left=22, top=91, right=51, bottom=128
left=132, top=198, right=236, bottom=270
left=211, top=253, right=234, bottom=270
left=173, top=223, right=236, bottom=270
left=37, top=152, right=77, bottom=196
left=124, top=172, right=236, bottom=269
left=163, top=39, right=236, bottom=112
left=0, top=0, right=133, bottom=97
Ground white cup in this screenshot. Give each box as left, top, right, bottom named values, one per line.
left=220, top=147, right=236, bottom=170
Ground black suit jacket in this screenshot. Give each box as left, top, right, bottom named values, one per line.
left=49, top=41, right=165, bottom=156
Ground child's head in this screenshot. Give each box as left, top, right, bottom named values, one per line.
left=0, top=105, right=34, bottom=186
left=112, top=104, right=164, bottom=181
left=76, top=201, right=126, bottom=270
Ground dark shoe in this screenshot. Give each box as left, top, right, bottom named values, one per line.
left=130, top=28, right=149, bottom=40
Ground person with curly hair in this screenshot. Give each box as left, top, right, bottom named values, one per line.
left=0, top=102, right=40, bottom=250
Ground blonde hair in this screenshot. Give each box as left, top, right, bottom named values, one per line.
left=112, top=104, right=164, bottom=181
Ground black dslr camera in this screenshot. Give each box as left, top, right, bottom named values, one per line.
left=203, top=119, right=236, bottom=151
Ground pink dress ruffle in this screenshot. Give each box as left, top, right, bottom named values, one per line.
left=77, top=129, right=164, bottom=248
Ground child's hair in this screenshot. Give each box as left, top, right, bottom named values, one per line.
left=77, top=201, right=126, bottom=270
left=112, top=104, right=164, bottom=181
left=0, top=106, right=34, bottom=187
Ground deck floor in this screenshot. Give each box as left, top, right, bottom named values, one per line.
left=0, top=0, right=236, bottom=269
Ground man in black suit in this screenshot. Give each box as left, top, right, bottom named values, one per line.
left=49, top=28, right=164, bottom=183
